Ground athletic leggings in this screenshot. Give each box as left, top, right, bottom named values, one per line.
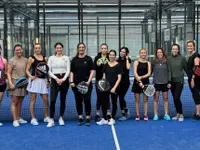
left=50, top=74, right=69, bottom=118
left=101, top=91, right=118, bottom=119
left=188, top=78, right=200, bottom=105
left=118, top=82, right=129, bottom=111
left=170, top=82, right=183, bottom=114
left=95, top=82, right=101, bottom=111
left=72, top=84, right=92, bottom=116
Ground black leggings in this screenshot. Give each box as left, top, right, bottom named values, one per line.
left=101, top=91, right=118, bottom=119
left=95, top=82, right=101, bottom=111
left=72, top=84, right=92, bottom=116
left=118, top=83, right=129, bottom=111
left=188, top=79, right=200, bottom=105
left=50, top=74, right=69, bottom=118
left=170, top=82, right=183, bottom=114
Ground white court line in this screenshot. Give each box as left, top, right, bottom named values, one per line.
left=111, top=124, right=121, bottom=150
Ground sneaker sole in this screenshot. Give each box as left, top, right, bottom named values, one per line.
left=46, top=124, right=55, bottom=128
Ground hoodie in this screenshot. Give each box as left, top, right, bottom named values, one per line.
left=94, top=52, right=109, bottom=81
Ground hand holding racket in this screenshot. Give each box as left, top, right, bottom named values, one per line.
left=7, top=76, right=28, bottom=91
left=138, top=81, right=155, bottom=97
left=76, top=81, right=89, bottom=94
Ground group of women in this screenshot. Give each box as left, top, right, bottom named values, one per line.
left=0, top=40, right=199, bottom=127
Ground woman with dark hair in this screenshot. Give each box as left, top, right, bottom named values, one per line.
left=26, top=43, right=50, bottom=126
left=70, top=43, right=94, bottom=126
left=97, top=50, right=121, bottom=125
left=152, top=48, right=171, bottom=121
left=94, top=43, right=109, bottom=122
left=132, top=48, right=151, bottom=121
left=0, top=50, right=7, bottom=126
left=47, top=42, right=70, bottom=127
left=168, top=44, right=187, bottom=121
left=7, top=44, right=28, bottom=127
left=186, top=40, right=200, bottom=120
left=117, top=47, right=131, bottom=121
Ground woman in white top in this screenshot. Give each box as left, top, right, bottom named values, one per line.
left=47, top=42, right=70, bottom=128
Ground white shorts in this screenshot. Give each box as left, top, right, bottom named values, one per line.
left=27, top=78, right=48, bottom=94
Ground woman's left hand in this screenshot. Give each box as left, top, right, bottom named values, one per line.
left=191, top=79, right=195, bottom=88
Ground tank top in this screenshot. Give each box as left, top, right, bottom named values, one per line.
left=31, top=55, right=46, bottom=78
left=0, top=57, right=6, bottom=84
left=134, top=61, right=149, bottom=84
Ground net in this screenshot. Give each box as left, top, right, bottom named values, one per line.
left=0, top=70, right=193, bottom=121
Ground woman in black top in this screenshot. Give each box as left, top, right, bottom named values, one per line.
left=94, top=43, right=109, bottom=122
left=70, top=43, right=94, bottom=126
left=132, top=48, right=151, bottom=121
left=26, top=43, right=50, bottom=126
left=186, top=40, right=200, bottom=120
left=97, top=50, right=121, bottom=126
left=117, top=47, right=131, bottom=121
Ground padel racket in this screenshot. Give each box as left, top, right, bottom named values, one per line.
left=7, top=76, right=28, bottom=91
left=76, top=81, right=89, bottom=94
left=139, top=82, right=155, bottom=97
left=30, top=62, right=49, bottom=88
left=97, top=57, right=109, bottom=65
left=97, top=78, right=110, bottom=92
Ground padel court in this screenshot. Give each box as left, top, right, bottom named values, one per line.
left=0, top=78, right=200, bottom=150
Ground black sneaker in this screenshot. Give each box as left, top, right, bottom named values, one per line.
left=192, top=114, right=200, bottom=120
left=85, top=119, right=91, bottom=126
left=94, top=115, right=101, bottom=122
left=78, top=118, right=84, bottom=126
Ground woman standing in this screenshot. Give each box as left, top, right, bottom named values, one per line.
left=152, top=48, right=171, bottom=121
left=97, top=50, right=121, bottom=125
left=26, top=43, right=50, bottom=125
left=168, top=44, right=187, bottom=121
left=0, top=52, right=7, bottom=126
left=47, top=42, right=70, bottom=128
left=7, top=44, right=28, bottom=127
left=117, top=47, right=131, bottom=121
left=186, top=40, right=200, bottom=120
left=94, top=43, right=109, bottom=122
left=70, top=43, right=94, bottom=126
left=132, top=48, right=151, bottom=121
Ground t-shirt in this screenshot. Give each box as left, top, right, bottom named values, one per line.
left=103, top=63, right=121, bottom=88
left=71, top=55, right=94, bottom=84
left=117, top=58, right=131, bottom=84
left=9, top=56, right=27, bottom=79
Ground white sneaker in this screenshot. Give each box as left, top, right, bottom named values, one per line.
left=96, top=118, right=108, bottom=125
left=59, top=117, right=65, bottom=126
left=13, top=120, right=20, bottom=127
left=108, top=118, right=115, bottom=125
left=0, top=122, right=3, bottom=126
left=46, top=119, right=54, bottom=128
left=31, top=118, right=39, bottom=126
left=44, top=116, right=50, bottom=123
left=119, top=116, right=127, bottom=121
left=179, top=115, right=184, bottom=121
left=18, top=118, right=27, bottom=124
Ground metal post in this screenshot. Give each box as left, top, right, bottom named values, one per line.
left=197, top=5, right=199, bottom=51
left=118, top=0, right=121, bottom=50
left=36, top=0, right=40, bottom=40
left=43, top=3, right=46, bottom=56
left=78, top=0, right=81, bottom=43
left=159, top=0, right=162, bottom=47
left=97, top=17, right=99, bottom=53
left=81, top=3, right=84, bottom=43
left=3, top=2, right=8, bottom=59
left=105, top=25, right=107, bottom=43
